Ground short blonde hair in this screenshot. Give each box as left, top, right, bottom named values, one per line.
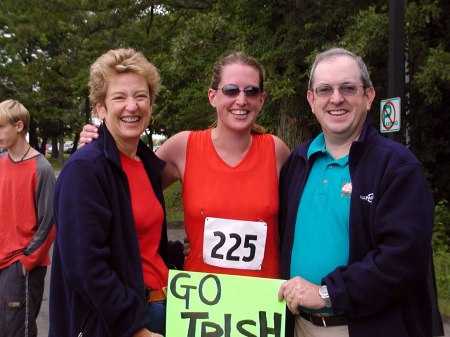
left=0, top=99, right=30, bottom=136
left=89, top=48, right=160, bottom=108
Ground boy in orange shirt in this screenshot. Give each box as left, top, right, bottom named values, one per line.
left=0, top=99, right=55, bottom=337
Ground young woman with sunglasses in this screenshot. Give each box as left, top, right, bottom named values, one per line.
left=80, top=52, right=290, bottom=279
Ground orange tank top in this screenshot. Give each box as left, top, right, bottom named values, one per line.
left=182, top=129, right=280, bottom=278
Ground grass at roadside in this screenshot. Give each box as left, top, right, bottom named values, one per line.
left=435, top=252, right=450, bottom=317
left=45, top=153, right=69, bottom=172
left=164, top=181, right=184, bottom=223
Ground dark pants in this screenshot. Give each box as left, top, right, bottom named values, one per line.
left=146, top=301, right=166, bottom=335
left=0, top=261, right=47, bottom=337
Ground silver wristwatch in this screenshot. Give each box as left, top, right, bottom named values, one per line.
left=318, top=285, right=332, bottom=308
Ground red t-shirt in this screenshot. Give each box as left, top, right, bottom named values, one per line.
left=120, top=153, right=167, bottom=290
left=0, top=153, right=55, bottom=270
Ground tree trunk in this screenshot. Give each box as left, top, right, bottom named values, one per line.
left=277, top=97, right=314, bottom=151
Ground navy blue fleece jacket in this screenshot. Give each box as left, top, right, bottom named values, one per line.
left=49, top=125, right=183, bottom=337
left=279, top=119, right=442, bottom=337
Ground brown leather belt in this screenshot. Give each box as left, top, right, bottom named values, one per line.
left=146, top=287, right=167, bottom=302
left=299, top=310, right=348, bottom=327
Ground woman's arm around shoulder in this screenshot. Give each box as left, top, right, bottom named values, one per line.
left=272, top=135, right=291, bottom=176
left=156, top=131, right=190, bottom=189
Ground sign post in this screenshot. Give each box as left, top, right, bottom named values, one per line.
left=380, top=97, right=401, bottom=133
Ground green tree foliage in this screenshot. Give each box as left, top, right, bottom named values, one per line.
left=405, top=1, right=450, bottom=202
left=1, top=0, right=449, bottom=201
left=1, top=0, right=167, bottom=158
left=154, top=12, right=234, bottom=136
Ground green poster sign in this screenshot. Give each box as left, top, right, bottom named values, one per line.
left=166, top=270, right=286, bottom=337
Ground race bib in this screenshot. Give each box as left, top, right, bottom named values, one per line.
left=203, top=217, right=267, bottom=270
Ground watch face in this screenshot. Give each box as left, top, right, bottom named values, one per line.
left=319, top=286, right=332, bottom=308
left=319, top=286, right=329, bottom=297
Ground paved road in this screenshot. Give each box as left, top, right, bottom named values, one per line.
left=37, top=225, right=450, bottom=336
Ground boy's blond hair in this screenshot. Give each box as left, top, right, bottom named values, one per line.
left=0, top=99, right=30, bottom=136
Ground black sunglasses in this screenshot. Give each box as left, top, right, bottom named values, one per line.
left=216, top=84, right=262, bottom=97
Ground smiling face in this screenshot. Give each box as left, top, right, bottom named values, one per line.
left=307, top=55, right=375, bottom=144
left=96, top=72, right=152, bottom=149
left=208, top=63, right=266, bottom=133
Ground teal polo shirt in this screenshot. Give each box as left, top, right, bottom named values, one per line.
left=290, top=133, right=351, bottom=291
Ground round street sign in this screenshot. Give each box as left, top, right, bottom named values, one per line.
left=380, top=97, right=401, bottom=133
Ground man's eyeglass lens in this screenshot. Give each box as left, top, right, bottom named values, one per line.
left=315, top=84, right=362, bottom=97
left=217, top=85, right=261, bottom=97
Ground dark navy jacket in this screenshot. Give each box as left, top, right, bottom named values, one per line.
left=49, top=125, right=183, bottom=337
left=279, top=119, right=443, bottom=337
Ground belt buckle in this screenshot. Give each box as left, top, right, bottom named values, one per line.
left=147, top=286, right=168, bottom=302
left=309, top=312, right=329, bottom=327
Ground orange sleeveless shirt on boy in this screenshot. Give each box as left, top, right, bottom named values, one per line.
left=182, top=129, right=280, bottom=278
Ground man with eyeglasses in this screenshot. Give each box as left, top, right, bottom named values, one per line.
left=277, top=48, right=442, bottom=337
